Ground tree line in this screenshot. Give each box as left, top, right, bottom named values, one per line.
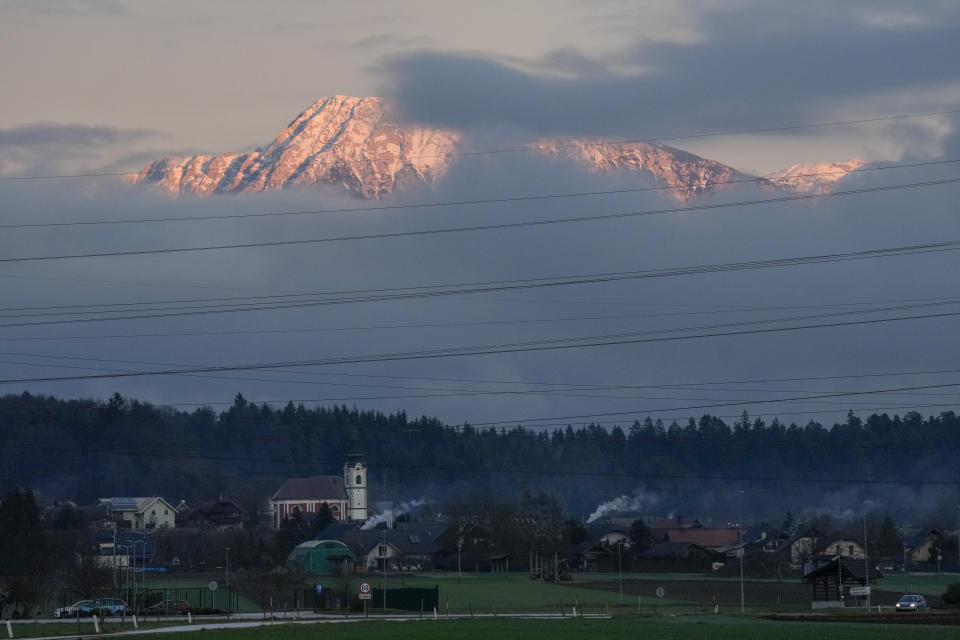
left=1, top=391, right=958, bottom=524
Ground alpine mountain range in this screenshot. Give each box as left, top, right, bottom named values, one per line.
left=133, top=95, right=866, bottom=201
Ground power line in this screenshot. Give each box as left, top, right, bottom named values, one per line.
left=2, top=305, right=960, bottom=385
left=3, top=297, right=959, bottom=369
left=3, top=177, right=959, bottom=264
left=3, top=158, right=957, bottom=230
left=3, top=293, right=957, bottom=341
left=4, top=237, right=960, bottom=328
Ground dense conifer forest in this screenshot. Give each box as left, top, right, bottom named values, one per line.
left=1, top=391, right=957, bottom=521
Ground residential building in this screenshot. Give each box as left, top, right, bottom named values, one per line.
left=821, top=535, right=865, bottom=560
left=176, top=497, right=245, bottom=530
left=98, top=497, right=177, bottom=529
left=662, top=528, right=740, bottom=550
left=338, top=528, right=439, bottom=571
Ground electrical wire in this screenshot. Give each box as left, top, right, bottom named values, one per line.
left=3, top=177, right=959, bottom=264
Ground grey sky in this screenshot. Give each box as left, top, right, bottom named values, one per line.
left=2, top=1, right=957, bottom=172
left=0, top=1, right=959, bottom=440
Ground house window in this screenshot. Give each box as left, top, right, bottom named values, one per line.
left=151, top=510, right=156, bottom=516
left=164, top=509, right=169, bottom=515
left=379, top=545, right=387, bottom=557
left=849, top=545, right=854, bottom=556
left=356, top=475, right=362, bottom=485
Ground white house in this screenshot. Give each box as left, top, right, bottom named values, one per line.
left=98, top=497, right=178, bottom=529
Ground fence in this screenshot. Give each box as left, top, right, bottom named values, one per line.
left=55, top=587, right=239, bottom=616
left=370, top=587, right=439, bottom=612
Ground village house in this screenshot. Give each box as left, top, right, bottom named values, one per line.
left=98, top=496, right=178, bottom=529
left=820, top=533, right=865, bottom=560
left=650, top=516, right=703, bottom=541
left=337, top=528, right=439, bottom=572
left=662, top=528, right=740, bottom=551
left=586, top=522, right=632, bottom=548
left=639, top=541, right=718, bottom=571
left=777, top=525, right=825, bottom=566
left=176, top=497, right=245, bottom=530
left=902, top=528, right=943, bottom=565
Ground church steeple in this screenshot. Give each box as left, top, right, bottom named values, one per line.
left=343, top=429, right=367, bottom=521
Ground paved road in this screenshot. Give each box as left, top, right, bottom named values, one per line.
left=10, top=612, right=611, bottom=640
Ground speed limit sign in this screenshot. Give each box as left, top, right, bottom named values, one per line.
left=359, top=581, right=371, bottom=594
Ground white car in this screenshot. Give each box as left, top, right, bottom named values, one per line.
left=54, top=600, right=96, bottom=618
left=895, top=594, right=929, bottom=612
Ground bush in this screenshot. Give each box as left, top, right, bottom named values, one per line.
left=943, top=583, right=960, bottom=607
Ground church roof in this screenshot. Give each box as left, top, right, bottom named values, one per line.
left=271, top=476, right=347, bottom=501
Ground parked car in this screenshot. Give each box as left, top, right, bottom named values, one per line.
left=54, top=600, right=96, bottom=618
left=145, top=600, right=190, bottom=615
left=895, top=594, right=929, bottom=612
left=94, top=598, right=128, bottom=616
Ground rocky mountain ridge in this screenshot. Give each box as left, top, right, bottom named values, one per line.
left=132, top=96, right=863, bottom=201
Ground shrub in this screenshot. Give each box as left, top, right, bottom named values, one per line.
left=943, top=582, right=960, bottom=607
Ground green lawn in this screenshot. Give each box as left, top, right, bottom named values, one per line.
left=360, top=572, right=676, bottom=614
left=873, top=573, right=959, bottom=597
left=129, top=616, right=954, bottom=640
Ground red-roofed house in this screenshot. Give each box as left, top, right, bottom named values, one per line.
left=663, top=528, right=740, bottom=550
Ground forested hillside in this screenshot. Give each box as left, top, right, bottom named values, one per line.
left=1, top=391, right=957, bottom=522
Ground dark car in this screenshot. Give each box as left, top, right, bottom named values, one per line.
left=895, top=594, right=929, bottom=612
left=145, top=600, right=190, bottom=615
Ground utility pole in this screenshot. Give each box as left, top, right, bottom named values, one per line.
left=738, top=490, right=745, bottom=613
left=862, top=501, right=871, bottom=610
left=226, top=547, right=230, bottom=587
left=617, top=541, right=623, bottom=604
left=382, top=530, right=387, bottom=612
left=903, top=544, right=909, bottom=592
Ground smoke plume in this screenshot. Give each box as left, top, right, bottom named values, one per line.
left=586, top=490, right=659, bottom=523
left=361, top=498, right=426, bottom=530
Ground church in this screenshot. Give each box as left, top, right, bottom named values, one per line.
left=269, top=449, right=367, bottom=530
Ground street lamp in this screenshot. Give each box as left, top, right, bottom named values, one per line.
left=738, top=490, right=745, bottom=614
left=225, top=547, right=230, bottom=588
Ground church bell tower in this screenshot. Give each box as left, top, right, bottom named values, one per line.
left=343, top=440, right=367, bottom=522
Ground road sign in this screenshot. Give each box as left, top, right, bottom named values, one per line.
left=359, top=581, right=371, bottom=594
left=359, top=593, right=372, bottom=600
left=208, top=580, right=218, bottom=592
left=849, top=586, right=871, bottom=596
left=315, top=584, right=323, bottom=594
left=655, top=587, right=665, bottom=599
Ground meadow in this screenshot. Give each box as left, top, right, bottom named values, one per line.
left=130, top=616, right=954, bottom=640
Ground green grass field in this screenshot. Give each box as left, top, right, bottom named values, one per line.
left=873, top=573, right=959, bottom=597
left=129, top=616, right=954, bottom=640
left=358, top=571, right=694, bottom=614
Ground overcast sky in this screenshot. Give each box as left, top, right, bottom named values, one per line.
left=0, top=0, right=959, bottom=444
